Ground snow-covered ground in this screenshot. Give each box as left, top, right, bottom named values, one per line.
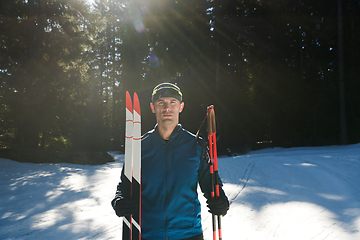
left=1, top=144, right=360, bottom=239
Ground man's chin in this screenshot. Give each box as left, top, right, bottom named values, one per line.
left=160, top=119, right=176, bottom=125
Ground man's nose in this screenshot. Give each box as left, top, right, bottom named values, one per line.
left=163, top=102, right=171, bottom=110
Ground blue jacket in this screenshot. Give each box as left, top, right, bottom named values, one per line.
left=115, top=124, right=226, bottom=240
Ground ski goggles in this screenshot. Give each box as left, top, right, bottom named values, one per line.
left=151, top=83, right=182, bottom=102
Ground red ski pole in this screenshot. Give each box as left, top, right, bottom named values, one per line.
left=207, top=105, right=222, bottom=240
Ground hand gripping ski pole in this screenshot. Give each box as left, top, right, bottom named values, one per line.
left=123, top=91, right=141, bottom=240
left=207, top=105, right=222, bottom=240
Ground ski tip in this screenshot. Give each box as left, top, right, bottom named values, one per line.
left=126, top=91, right=133, bottom=113
left=133, top=92, right=141, bottom=115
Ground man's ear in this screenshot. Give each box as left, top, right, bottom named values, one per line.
left=179, top=102, right=184, bottom=113
left=150, top=102, right=155, bottom=113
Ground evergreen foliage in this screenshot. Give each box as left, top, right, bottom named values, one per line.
left=1, top=0, right=359, bottom=160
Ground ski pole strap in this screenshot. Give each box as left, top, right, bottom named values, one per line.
left=195, top=113, right=208, bottom=149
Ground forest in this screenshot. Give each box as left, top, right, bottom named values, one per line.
left=0, top=0, right=359, bottom=162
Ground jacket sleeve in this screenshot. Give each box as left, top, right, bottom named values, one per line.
left=111, top=166, right=130, bottom=208
left=198, top=145, right=228, bottom=200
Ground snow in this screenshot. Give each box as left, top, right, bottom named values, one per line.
left=1, top=144, right=360, bottom=240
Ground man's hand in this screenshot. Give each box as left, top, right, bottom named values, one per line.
left=206, top=197, right=229, bottom=216
left=112, top=198, right=139, bottom=217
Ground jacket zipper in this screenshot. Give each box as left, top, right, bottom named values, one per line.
left=165, top=140, right=169, bottom=239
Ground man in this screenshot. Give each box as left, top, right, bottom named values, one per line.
left=112, top=83, right=229, bottom=240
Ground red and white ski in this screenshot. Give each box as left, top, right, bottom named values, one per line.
left=123, top=91, right=141, bottom=240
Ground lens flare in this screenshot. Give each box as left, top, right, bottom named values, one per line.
left=148, top=53, right=160, bottom=68
left=134, top=20, right=145, bottom=33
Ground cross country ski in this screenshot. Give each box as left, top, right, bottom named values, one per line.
left=123, top=91, right=141, bottom=240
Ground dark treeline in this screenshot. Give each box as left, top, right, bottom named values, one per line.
left=1, top=0, right=359, bottom=157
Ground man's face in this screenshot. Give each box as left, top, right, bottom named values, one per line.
left=150, top=97, right=184, bottom=126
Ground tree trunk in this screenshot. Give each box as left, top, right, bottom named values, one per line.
left=338, top=0, right=348, bottom=144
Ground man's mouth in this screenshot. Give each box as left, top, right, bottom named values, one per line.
left=162, top=113, right=172, bottom=117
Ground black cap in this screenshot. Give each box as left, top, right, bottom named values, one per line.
left=151, top=83, right=182, bottom=102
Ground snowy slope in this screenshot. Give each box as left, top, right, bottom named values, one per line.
left=217, top=144, right=360, bottom=240
left=1, top=144, right=360, bottom=240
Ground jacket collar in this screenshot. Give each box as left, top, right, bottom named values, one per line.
left=154, top=124, right=182, bottom=142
